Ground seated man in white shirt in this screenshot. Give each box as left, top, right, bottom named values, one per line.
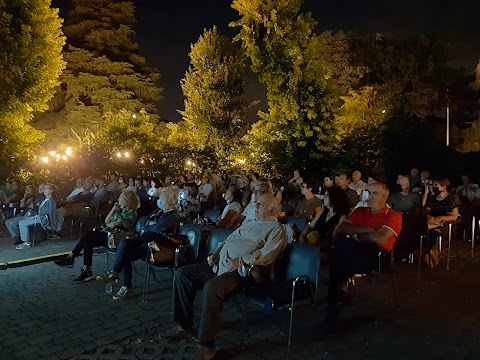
left=65, top=178, right=84, bottom=201
left=241, top=181, right=271, bottom=221
left=162, top=194, right=287, bottom=359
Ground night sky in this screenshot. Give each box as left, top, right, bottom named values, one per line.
left=69, top=0, right=480, bottom=122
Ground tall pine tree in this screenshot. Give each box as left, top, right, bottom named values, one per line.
left=38, top=0, right=162, bottom=145
left=177, top=27, right=249, bottom=165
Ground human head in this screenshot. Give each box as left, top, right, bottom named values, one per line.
left=43, top=183, right=55, bottom=196
left=324, top=186, right=350, bottom=215
left=184, top=183, right=198, bottom=199
left=432, top=177, right=451, bottom=193
left=323, top=176, right=333, bottom=188
left=142, top=178, right=150, bottom=188
left=352, top=170, right=362, bottom=183
left=83, top=180, right=93, bottom=192
left=253, top=181, right=271, bottom=201
left=241, top=170, right=247, bottom=177
left=269, top=178, right=282, bottom=192
left=461, top=175, right=470, bottom=186
left=255, top=194, right=280, bottom=220
left=334, top=173, right=350, bottom=189
left=118, top=176, right=124, bottom=184
left=134, top=178, right=143, bottom=189
left=119, top=189, right=140, bottom=209
left=11, top=180, right=20, bottom=190
left=411, top=168, right=419, bottom=178
left=157, top=185, right=179, bottom=211
left=396, top=175, right=410, bottom=191
left=128, top=177, right=134, bottom=186
left=421, top=171, right=430, bottom=182
left=179, top=175, right=187, bottom=183
left=366, top=182, right=389, bottom=209
left=109, top=173, right=117, bottom=181
left=150, top=178, right=159, bottom=188
left=201, top=174, right=210, bottom=185
left=237, top=178, right=246, bottom=189
left=5, top=181, right=12, bottom=190
left=96, top=178, right=105, bottom=187
left=75, top=178, right=84, bottom=188
left=224, top=186, right=242, bottom=204
left=164, top=176, right=172, bottom=185
left=186, top=172, right=194, bottom=181
left=301, top=180, right=316, bottom=197
left=37, top=183, right=45, bottom=195
left=24, top=185, right=35, bottom=196
left=293, top=169, right=301, bottom=179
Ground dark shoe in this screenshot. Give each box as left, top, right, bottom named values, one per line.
left=12, top=237, right=22, bottom=245
left=74, top=269, right=94, bottom=282
left=54, top=255, right=74, bottom=267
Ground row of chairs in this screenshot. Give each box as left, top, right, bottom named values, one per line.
left=138, top=223, right=320, bottom=357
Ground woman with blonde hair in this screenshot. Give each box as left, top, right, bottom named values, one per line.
left=108, top=185, right=181, bottom=299
left=55, top=189, right=140, bottom=282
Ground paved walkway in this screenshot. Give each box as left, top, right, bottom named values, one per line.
left=1, top=227, right=480, bottom=360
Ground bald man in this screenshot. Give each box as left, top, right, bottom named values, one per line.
left=163, top=194, right=287, bottom=359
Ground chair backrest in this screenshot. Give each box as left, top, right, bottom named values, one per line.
left=201, top=228, right=235, bottom=262
left=178, top=223, right=203, bottom=260
left=284, top=242, right=320, bottom=292
left=203, top=208, right=221, bottom=223
left=396, top=213, right=428, bottom=245
left=284, top=216, right=307, bottom=232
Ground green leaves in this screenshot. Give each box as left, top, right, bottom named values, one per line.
left=0, top=0, right=65, bottom=171
left=179, top=27, right=249, bottom=167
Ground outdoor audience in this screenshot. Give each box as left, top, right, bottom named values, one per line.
left=6, top=183, right=57, bottom=248
left=2, top=164, right=480, bottom=354
left=54, top=189, right=140, bottom=281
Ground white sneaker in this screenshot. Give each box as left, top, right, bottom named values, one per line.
left=112, top=286, right=133, bottom=300
left=16, top=242, right=31, bottom=250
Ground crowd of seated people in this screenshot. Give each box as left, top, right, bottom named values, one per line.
left=3, top=166, right=480, bottom=358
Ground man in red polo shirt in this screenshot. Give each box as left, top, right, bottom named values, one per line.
left=324, top=182, right=402, bottom=332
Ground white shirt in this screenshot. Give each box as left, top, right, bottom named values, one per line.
left=220, top=201, right=243, bottom=219
left=66, top=187, right=83, bottom=201
left=215, top=217, right=287, bottom=276
left=241, top=199, right=256, bottom=221
left=199, top=183, right=213, bottom=198
left=349, top=180, right=366, bottom=196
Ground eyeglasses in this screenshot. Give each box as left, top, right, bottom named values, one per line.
left=44, top=187, right=52, bottom=190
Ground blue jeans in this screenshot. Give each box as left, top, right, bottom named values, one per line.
left=112, top=232, right=162, bottom=287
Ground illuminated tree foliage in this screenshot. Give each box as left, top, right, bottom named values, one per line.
left=231, top=0, right=337, bottom=174
left=0, top=0, right=65, bottom=170
left=43, top=0, right=162, bottom=143
left=178, top=27, right=249, bottom=165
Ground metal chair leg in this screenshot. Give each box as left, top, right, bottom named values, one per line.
left=287, top=277, right=299, bottom=360
left=447, top=223, right=452, bottom=270
left=142, top=265, right=150, bottom=302
left=417, top=235, right=423, bottom=284
left=240, top=293, right=249, bottom=348
left=472, top=216, right=476, bottom=258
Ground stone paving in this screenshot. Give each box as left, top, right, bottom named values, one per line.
left=1, top=227, right=480, bottom=360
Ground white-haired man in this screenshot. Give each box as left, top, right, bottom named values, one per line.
left=163, top=194, right=287, bottom=359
